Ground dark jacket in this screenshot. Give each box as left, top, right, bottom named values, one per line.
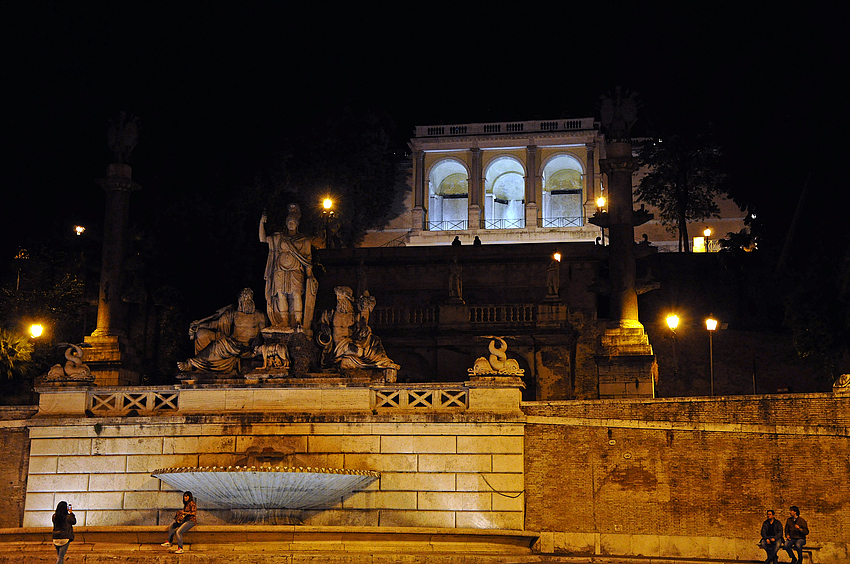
left=52, top=512, right=76, bottom=541
left=761, top=518, right=783, bottom=542
left=785, top=515, right=809, bottom=539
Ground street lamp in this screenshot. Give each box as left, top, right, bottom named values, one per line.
left=322, top=197, right=335, bottom=249
left=706, top=315, right=718, bottom=396
left=596, top=196, right=606, bottom=245
left=29, top=324, right=44, bottom=339
left=666, top=313, right=680, bottom=376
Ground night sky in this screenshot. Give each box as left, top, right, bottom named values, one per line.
left=3, top=5, right=844, bottom=309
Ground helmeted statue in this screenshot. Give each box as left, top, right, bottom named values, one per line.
left=260, top=204, right=317, bottom=333
left=177, top=288, right=268, bottom=373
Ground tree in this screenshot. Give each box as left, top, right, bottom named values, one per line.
left=0, top=329, right=32, bottom=380
left=635, top=133, right=728, bottom=251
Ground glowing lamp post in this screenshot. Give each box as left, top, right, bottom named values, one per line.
left=666, top=313, right=680, bottom=375
left=706, top=315, right=718, bottom=396
left=322, top=198, right=335, bottom=249
left=29, top=324, right=44, bottom=339
left=596, top=196, right=606, bottom=245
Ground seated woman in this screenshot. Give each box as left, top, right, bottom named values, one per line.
left=161, top=491, right=196, bottom=554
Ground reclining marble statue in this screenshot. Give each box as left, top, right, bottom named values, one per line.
left=260, top=204, right=318, bottom=334
left=177, top=288, right=268, bottom=373
left=317, top=286, right=399, bottom=376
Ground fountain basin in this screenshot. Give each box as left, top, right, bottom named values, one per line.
left=152, top=466, right=379, bottom=510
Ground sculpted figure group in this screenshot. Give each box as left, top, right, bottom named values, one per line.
left=178, top=204, right=398, bottom=378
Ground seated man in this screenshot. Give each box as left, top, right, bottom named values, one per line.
left=782, top=505, right=809, bottom=564
left=177, top=288, right=267, bottom=373
left=759, top=509, right=783, bottom=563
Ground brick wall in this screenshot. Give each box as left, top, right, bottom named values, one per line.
left=523, top=393, right=850, bottom=557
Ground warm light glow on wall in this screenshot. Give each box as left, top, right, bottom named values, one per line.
left=693, top=236, right=706, bottom=253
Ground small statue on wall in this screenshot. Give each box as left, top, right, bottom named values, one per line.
left=317, top=286, right=399, bottom=375
left=448, top=258, right=463, bottom=303
left=468, top=336, right=524, bottom=377
left=45, top=343, right=94, bottom=383
left=177, top=288, right=268, bottom=373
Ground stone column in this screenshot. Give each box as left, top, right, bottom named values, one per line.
left=584, top=143, right=597, bottom=220
left=600, top=142, right=640, bottom=327
left=411, top=150, right=426, bottom=231
left=525, top=145, right=539, bottom=229
left=596, top=141, right=656, bottom=399
left=84, top=163, right=141, bottom=385
left=468, top=148, right=482, bottom=230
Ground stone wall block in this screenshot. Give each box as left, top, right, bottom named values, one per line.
left=413, top=473, right=456, bottom=492
left=27, top=456, right=58, bottom=474
left=88, top=473, right=160, bottom=492
left=378, top=509, right=455, bottom=528
left=58, top=455, right=127, bottom=474
left=26, top=473, right=89, bottom=493
left=377, top=472, right=416, bottom=491
left=82, top=509, right=158, bottom=526
left=456, top=473, right=523, bottom=492
left=29, top=438, right=91, bottom=456
left=380, top=435, right=415, bottom=453
left=126, top=454, right=199, bottom=473
left=93, top=436, right=163, bottom=455
left=163, top=435, right=237, bottom=455
left=412, top=435, right=457, bottom=453
left=491, top=491, right=524, bottom=512
left=343, top=453, right=416, bottom=472
left=308, top=435, right=380, bottom=453
left=342, top=490, right=417, bottom=510
left=417, top=491, right=490, bottom=511
left=492, top=454, right=524, bottom=473
left=234, top=434, right=308, bottom=454
left=417, top=454, right=491, bottom=473
left=455, top=511, right=522, bottom=530
left=22, top=492, right=55, bottom=511
left=124, top=490, right=182, bottom=509
left=457, top=435, right=523, bottom=454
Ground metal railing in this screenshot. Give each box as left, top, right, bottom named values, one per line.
left=468, top=304, right=536, bottom=324
left=372, top=306, right=438, bottom=326
left=482, top=218, right=525, bottom=230
left=89, top=390, right=179, bottom=416
left=416, top=118, right=596, bottom=138
left=372, top=386, right=468, bottom=411
left=427, top=220, right=468, bottom=231
left=540, top=216, right=584, bottom=228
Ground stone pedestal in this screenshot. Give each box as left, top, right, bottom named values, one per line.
left=596, top=326, right=657, bottom=398
left=82, top=334, right=141, bottom=386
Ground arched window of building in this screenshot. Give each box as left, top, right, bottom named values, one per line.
left=542, top=154, right=584, bottom=227
left=484, top=156, right=525, bottom=229
left=428, top=159, right=469, bottom=230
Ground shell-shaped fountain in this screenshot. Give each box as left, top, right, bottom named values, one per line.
left=152, top=466, right=379, bottom=510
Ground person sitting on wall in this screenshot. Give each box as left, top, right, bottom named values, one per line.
left=782, top=505, right=809, bottom=564
left=161, top=491, right=196, bottom=554
left=759, top=509, right=784, bottom=563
